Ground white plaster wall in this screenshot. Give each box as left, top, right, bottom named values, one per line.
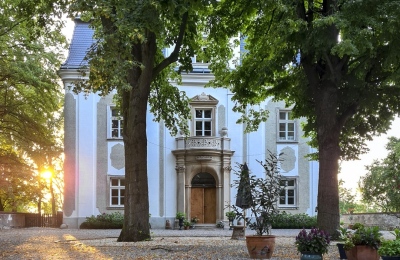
left=76, top=92, right=101, bottom=220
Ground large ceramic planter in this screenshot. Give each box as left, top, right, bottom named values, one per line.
left=245, top=235, right=276, bottom=259
left=300, top=252, right=322, bottom=260
left=345, top=245, right=379, bottom=260
left=336, top=243, right=347, bottom=259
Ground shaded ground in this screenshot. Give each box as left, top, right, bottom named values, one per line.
left=0, top=228, right=393, bottom=259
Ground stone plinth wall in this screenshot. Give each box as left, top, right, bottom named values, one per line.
left=341, top=213, right=400, bottom=230
left=0, top=212, right=25, bottom=228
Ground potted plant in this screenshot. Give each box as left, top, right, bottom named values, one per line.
left=295, top=228, right=331, bottom=260
left=183, top=219, right=191, bottom=230
left=337, top=225, right=351, bottom=259
left=230, top=152, right=283, bottom=259
left=190, top=216, right=199, bottom=229
left=176, top=212, right=185, bottom=230
left=225, top=211, right=236, bottom=229
left=378, top=228, right=400, bottom=260
left=343, top=226, right=382, bottom=260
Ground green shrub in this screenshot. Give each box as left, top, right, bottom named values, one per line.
left=270, top=212, right=317, bottom=229
left=79, top=212, right=124, bottom=229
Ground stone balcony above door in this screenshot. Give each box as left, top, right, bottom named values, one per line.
left=174, top=137, right=231, bottom=152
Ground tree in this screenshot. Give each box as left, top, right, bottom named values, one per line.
left=69, top=0, right=212, bottom=241
left=205, top=0, right=400, bottom=235
left=338, top=179, right=357, bottom=214
left=359, top=137, right=400, bottom=212
left=0, top=0, right=66, bottom=212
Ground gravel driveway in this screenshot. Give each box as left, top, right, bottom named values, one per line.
left=0, top=228, right=393, bottom=259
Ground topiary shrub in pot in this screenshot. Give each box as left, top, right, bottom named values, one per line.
left=230, top=152, right=284, bottom=259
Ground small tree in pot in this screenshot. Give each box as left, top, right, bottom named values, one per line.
left=230, top=152, right=284, bottom=259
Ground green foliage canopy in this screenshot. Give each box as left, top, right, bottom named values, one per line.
left=359, top=137, right=400, bottom=212
left=0, top=0, right=66, bottom=211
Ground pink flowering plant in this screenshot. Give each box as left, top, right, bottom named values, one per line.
left=295, top=228, right=331, bottom=255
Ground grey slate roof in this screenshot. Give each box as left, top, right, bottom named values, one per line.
left=60, top=18, right=211, bottom=74
left=60, top=18, right=95, bottom=69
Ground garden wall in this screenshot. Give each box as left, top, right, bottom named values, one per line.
left=0, top=212, right=25, bottom=228
left=341, top=213, right=400, bottom=230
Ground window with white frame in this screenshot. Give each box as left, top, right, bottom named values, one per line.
left=278, top=110, right=296, bottom=141
left=194, top=109, right=212, bottom=136
left=110, top=108, right=123, bottom=138
left=279, top=179, right=297, bottom=207
left=110, top=178, right=125, bottom=207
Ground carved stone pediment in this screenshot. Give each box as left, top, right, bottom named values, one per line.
left=190, top=92, right=219, bottom=105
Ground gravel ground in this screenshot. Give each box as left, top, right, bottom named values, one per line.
left=0, top=228, right=394, bottom=259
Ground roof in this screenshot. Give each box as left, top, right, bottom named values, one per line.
left=60, top=18, right=211, bottom=74
left=60, top=18, right=95, bottom=69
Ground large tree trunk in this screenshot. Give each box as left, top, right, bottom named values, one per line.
left=117, top=32, right=156, bottom=242
left=314, top=79, right=341, bottom=236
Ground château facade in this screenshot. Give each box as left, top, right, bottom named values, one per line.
left=58, top=18, right=319, bottom=229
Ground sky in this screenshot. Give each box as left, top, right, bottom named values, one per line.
left=339, top=118, right=400, bottom=190
left=61, top=18, right=400, bottom=192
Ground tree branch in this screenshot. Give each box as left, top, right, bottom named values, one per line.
left=152, top=11, right=189, bottom=79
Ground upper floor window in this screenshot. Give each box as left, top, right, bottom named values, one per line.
left=195, top=109, right=212, bottom=136
left=278, top=110, right=296, bottom=141
left=279, top=179, right=297, bottom=207
left=189, top=93, right=218, bottom=137
left=110, top=108, right=123, bottom=139
left=110, top=178, right=125, bottom=207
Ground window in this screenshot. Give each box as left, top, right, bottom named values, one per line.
left=110, top=178, right=125, bottom=207
left=278, top=111, right=295, bottom=141
left=279, top=179, right=297, bottom=207
left=110, top=108, right=123, bottom=138
left=195, top=109, right=212, bottom=136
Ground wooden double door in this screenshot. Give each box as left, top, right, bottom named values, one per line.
left=190, top=187, right=216, bottom=224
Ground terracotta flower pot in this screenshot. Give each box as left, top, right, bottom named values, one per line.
left=245, top=235, right=276, bottom=259
left=345, top=245, right=379, bottom=260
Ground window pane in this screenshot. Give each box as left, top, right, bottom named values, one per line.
left=196, top=121, right=202, bottom=130
left=279, top=123, right=286, bottom=131
left=111, top=197, right=118, bottom=205
left=204, top=122, right=211, bottom=130
left=279, top=112, right=286, bottom=120
left=288, top=123, right=294, bottom=131
left=120, top=179, right=125, bottom=186
left=120, top=197, right=124, bottom=205
left=112, top=120, right=119, bottom=128
left=288, top=180, right=295, bottom=186
left=288, top=111, right=293, bottom=120
left=111, top=179, right=118, bottom=186
left=279, top=133, right=286, bottom=139
left=120, top=189, right=125, bottom=196
left=288, top=190, right=294, bottom=196
left=288, top=198, right=294, bottom=204
left=111, top=189, right=118, bottom=196
left=196, top=130, right=202, bottom=136
left=204, top=110, right=211, bottom=118
left=280, top=197, right=285, bottom=204
left=204, top=130, right=211, bottom=136
left=112, top=109, right=119, bottom=117
left=111, top=129, right=118, bottom=137
left=195, top=110, right=202, bottom=118
left=288, top=133, right=294, bottom=140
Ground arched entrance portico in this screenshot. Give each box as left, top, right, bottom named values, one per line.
left=190, top=173, right=216, bottom=224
